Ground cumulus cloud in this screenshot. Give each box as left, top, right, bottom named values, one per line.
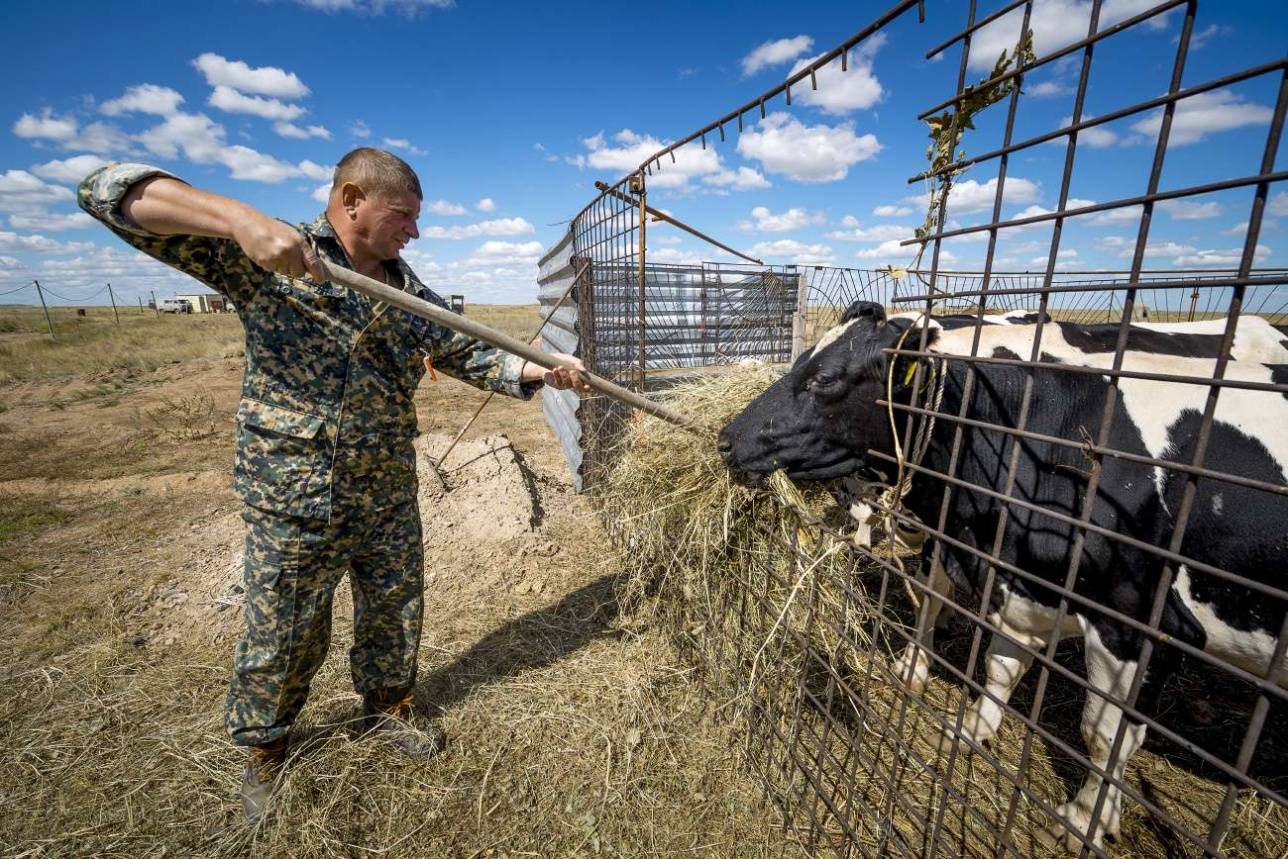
left=293, top=0, right=455, bottom=16
left=0, top=170, right=76, bottom=214
left=788, top=34, right=886, bottom=115
left=737, top=112, right=881, bottom=183
left=741, top=35, right=814, bottom=76
left=13, top=110, right=130, bottom=154
left=31, top=155, right=110, bottom=185
left=458, top=240, right=545, bottom=267
left=273, top=122, right=332, bottom=140
left=426, top=199, right=467, bottom=216
left=208, top=85, right=306, bottom=121
left=475, top=198, right=496, bottom=212
left=9, top=212, right=94, bottom=231
left=970, top=0, right=1170, bottom=72
left=571, top=130, right=724, bottom=191
left=905, top=176, right=1041, bottom=216
left=873, top=204, right=913, bottom=217
left=420, top=217, right=535, bottom=240
left=311, top=183, right=332, bottom=203
left=739, top=206, right=826, bottom=233
left=296, top=160, right=333, bottom=181
left=826, top=223, right=913, bottom=243
left=1268, top=192, right=1288, bottom=217
left=1051, top=115, right=1119, bottom=148
left=1158, top=199, right=1222, bottom=220
left=135, top=111, right=322, bottom=184
left=192, top=53, right=309, bottom=98
left=748, top=239, right=834, bottom=265
left=0, top=230, right=95, bottom=255
left=702, top=166, right=771, bottom=192
left=1131, top=89, right=1274, bottom=146
left=383, top=137, right=427, bottom=156
left=351, top=120, right=372, bottom=139
left=100, top=84, right=185, bottom=117
left=4, top=245, right=191, bottom=293
left=854, top=239, right=918, bottom=261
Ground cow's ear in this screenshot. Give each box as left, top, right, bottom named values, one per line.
left=841, top=301, right=887, bottom=324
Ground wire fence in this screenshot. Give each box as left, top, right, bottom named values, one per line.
left=555, top=0, right=1288, bottom=856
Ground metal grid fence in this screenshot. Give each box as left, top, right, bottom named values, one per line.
left=554, top=0, right=1288, bottom=855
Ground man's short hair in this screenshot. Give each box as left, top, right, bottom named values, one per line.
left=332, top=148, right=422, bottom=200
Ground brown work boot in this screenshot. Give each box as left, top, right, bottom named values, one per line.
left=241, top=738, right=287, bottom=825
left=363, top=691, right=447, bottom=758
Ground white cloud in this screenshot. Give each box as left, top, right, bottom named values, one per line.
left=1052, top=116, right=1119, bottom=148
left=475, top=197, right=496, bottom=212
left=31, top=155, right=109, bottom=185
left=737, top=112, right=881, bottom=183
left=1158, top=199, right=1222, bottom=220
left=4, top=245, right=190, bottom=293
left=383, top=137, right=427, bottom=156
left=854, top=238, right=918, bottom=261
left=9, top=212, right=93, bottom=231
left=788, top=34, right=886, bottom=115
left=748, top=239, right=834, bottom=265
left=351, top=120, right=372, bottom=139
left=741, top=35, right=814, bottom=76
left=426, top=199, right=467, bottom=216
left=136, top=111, right=306, bottom=184
left=1131, top=89, right=1274, bottom=146
left=701, top=166, right=771, bottom=192
left=1188, top=23, right=1231, bottom=50
left=873, top=204, right=913, bottom=217
left=296, top=160, right=333, bottom=181
left=274, top=121, right=332, bottom=140
left=905, top=176, right=1041, bottom=216
left=311, top=183, right=332, bottom=203
left=574, top=130, right=724, bottom=191
left=13, top=109, right=77, bottom=142
left=1028, top=81, right=1068, bottom=97
left=0, top=230, right=95, bottom=255
left=100, top=84, right=185, bottom=117
left=208, top=85, right=306, bottom=121
left=1170, top=245, right=1270, bottom=267
left=293, top=0, right=455, bottom=16
left=421, top=217, right=535, bottom=240
left=458, top=240, right=545, bottom=266
left=826, top=223, right=913, bottom=243
left=1085, top=204, right=1143, bottom=226
left=13, top=110, right=129, bottom=154
left=0, top=170, right=76, bottom=214
left=192, top=53, right=309, bottom=98
left=1028, top=248, right=1079, bottom=266
left=1266, top=192, right=1288, bottom=217
left=647, top=247, right=708, bottom=266
left=739, top=205, right=826, bottom=233
left=970, top=0, right=1169, bottom=72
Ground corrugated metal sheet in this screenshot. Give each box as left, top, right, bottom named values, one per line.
left=537, top=230, right=584, bottom=491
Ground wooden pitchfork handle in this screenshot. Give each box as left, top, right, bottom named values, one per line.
left=314, top=257, right=703, bottom=433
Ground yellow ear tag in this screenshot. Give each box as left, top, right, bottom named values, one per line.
left=902, top=361, right=917, bottom=386
left=422, top=356, right=438, bottom=382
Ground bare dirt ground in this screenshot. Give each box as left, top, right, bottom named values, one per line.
left=0, top=307, right=799, bottom=858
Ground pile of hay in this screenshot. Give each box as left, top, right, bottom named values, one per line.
left=597, top=365, right=1287, bottom=858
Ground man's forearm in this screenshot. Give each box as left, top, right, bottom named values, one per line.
left=120, top=177, right=260, bottom=239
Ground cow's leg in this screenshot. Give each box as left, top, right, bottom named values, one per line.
left=1046, top=620, right=1146, bottom=851
left=956, top=626, right=1043, bottom=747
left=893, top=554, right=952, bottom=695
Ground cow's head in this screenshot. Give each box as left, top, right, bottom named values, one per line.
left=718, top=301, right=933, bottom=486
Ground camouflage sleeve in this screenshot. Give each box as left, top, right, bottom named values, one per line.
left=423, top=325, right=537, bottom=401
left=77, top=163, right=262, bottom=308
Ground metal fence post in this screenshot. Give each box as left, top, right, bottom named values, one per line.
left=33, top=280, right=54, bottom=339
left=107, top=283, right=120, bottom=326
left=791, top=270, right=809, bottom=361
left=633, top=171, right=647, bottom=391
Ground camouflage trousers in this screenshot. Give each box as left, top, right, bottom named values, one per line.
left=225, top=499, right=424, bottom=747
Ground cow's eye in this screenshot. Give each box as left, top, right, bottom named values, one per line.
left=809, top=374, right=843, bottom=392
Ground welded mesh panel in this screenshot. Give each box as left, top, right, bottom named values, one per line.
left=562, top=0, right=1288, bottom=856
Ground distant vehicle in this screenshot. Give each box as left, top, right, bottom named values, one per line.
left=158, top=299, right=193, bottom=314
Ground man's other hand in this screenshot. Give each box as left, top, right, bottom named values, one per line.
left=523, top=354, right=591, bottom=393
left=232, top=213, right=326, bottom=281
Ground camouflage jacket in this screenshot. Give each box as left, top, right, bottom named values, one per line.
left=79, top=162, right=536, bottom=522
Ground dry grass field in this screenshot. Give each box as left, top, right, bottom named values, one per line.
left=0, top=303, right=799, bottom=858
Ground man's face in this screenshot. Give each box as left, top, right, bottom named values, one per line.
left=353, top=190, right=421, bottom=261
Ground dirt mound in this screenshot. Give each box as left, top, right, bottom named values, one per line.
left=125, top=432, right=563, bottom=649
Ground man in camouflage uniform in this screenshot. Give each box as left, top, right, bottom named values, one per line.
left=78, top=148, right=587, bottom=824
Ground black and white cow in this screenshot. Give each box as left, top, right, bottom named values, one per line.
left=717, top=301, right=1288, bottom=850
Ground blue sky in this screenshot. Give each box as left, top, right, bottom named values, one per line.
left=1, top=0, right=1285, bottom=306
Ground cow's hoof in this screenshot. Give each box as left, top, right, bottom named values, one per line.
left=933, top=725, right=979, bottom=757
left=890, top=649, right=929, bottom=695
left=1037, top=802, right=1107, bottom=855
